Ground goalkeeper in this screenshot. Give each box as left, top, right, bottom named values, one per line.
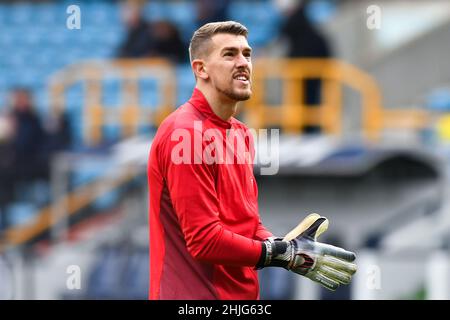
left=148, top=21, right=356, bottom=300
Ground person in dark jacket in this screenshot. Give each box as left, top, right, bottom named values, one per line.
left=279, top=0, right=333, bottom=133
left=9, top=88, right=46, bottom=182
left=147, top=20, right=188, bottom=63
left=117, top=3, right=153, bottom=58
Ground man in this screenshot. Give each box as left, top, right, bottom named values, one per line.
left=278, top=0, right=332, bottom=133
left=0, top=88, right=45, bottom=234
left=148, top=21, right=356, bottom=300
left=117, top=3, right=152, bottom=58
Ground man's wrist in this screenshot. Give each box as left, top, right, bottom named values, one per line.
left=256, top=240, right=272, bottom=269
left=256, top=238, right=292, bottom=269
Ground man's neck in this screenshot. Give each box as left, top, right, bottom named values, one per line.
left=195, top=85, right=237, bottom=121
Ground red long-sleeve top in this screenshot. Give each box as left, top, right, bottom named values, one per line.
left=148, top=88, right=272, bottom=300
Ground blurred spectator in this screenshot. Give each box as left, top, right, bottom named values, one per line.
left=148, top=20, right=188, bottom=63
left=280, top=0, right=332, bottom=60
left=117, top=3, right=187, bottom=63
left=0, top=114, right=15, bottom=232
left=195, top=0, right=231, bottom=27
left=0, top=88, right=45, bottom=232
left=8, top=88, right=46, bottom=182
left=117, top=2, right=153, bottom=58
left=0, top=89, right=72, bottom=233
left=277, top=0, right=333, bottom=133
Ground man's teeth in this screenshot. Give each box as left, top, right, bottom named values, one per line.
left=236, top=76, right=247, bottom=81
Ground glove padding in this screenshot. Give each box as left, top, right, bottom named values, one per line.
left=260, top=213, right=357, bottom=291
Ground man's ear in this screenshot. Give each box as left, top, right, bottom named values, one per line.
left=192, top=59, right=209, bottom=80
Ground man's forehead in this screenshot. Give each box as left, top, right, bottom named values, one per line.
left=210, top=33, right=251, bottom=51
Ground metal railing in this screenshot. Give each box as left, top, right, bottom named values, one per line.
left=48, top=58, right=432, bottom=145
left=49, top=58, right=176, bottom=145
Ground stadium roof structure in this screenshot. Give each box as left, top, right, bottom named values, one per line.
left=110, top=133, right=443, bottom=178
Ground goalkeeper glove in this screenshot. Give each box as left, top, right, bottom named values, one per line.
left=257, top=213, right=357, bottom=291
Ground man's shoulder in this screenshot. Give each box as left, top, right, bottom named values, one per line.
left=154, top=102, right=203, bottom=141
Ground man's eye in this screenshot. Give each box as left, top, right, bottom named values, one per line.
left=224, top=52, right=233, bottom=56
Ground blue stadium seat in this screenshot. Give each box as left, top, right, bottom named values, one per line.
left=8, top=3, right=34, bottom=26
left=77, top=28, right=97, bottom=45
left=33, top=4, right=61, bottom=26
left=143, top=1, right=166, bottom=21
left=92, top=189, right=120, bottom=211
left=69, top=117, right=84, bottom=148
left=101, top=124, right=122, bottom=143
left=82, top=2, right=121, bottom=26
left=65, top=84, right=85, bottom=108
left=6, top=202, right=37, bottom=227
left=228, top=1, right=282, bottom=48
left=163, top=1, right=196, bottom=26
left=176, top=64, right=195, bottom=106
left=102, top=78, right=122, bottom=107
left=4, top=48, right=29, bottom=67
left=0, top=66, right=8, bottom=85
left=102, top=27, right=126, bottom=47
left=228, top=1, right=251, bottom=24
left=139, top=79, right=160, bottom=108
left=32, top=48, right=58, bottom=68
left=63, top=84, right=84, bottom=147
left=71, top=159, right=110, bottom=188
left=137, top=125, right=156, bottom=136
left=9, top=69, right=42, bottom=88
left=305, top=0, right=338, bottom=24
left=0, top=28, right=15, bottom=47
left=45, top=30, right=67, bottom=47
left=2, top=27, right=32, bottom=46
left=0, top=5, right=7, bottom=25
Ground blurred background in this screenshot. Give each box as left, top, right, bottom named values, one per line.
left=1, top=0, right=450, bottom=300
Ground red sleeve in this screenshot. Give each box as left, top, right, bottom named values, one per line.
left=255, top=220, right=273, bottom=241
left=161, top=128, right=263, bottom=267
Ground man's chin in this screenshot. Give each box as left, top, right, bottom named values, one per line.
left=232, top=89, right=252, bottom=101
left=219, top=86, right=252, bottom=102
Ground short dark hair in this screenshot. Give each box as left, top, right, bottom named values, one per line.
left=189, top=21, right=248, bottom=63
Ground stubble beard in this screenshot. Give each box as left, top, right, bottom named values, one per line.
left=217, top=81, right=252, bottom=102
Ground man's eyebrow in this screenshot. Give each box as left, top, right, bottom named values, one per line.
left=221, top=46, right=253, bottom=53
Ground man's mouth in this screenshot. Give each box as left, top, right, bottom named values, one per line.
left=233, top=73, right=250, bottom=85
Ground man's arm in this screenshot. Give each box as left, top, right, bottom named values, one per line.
left=162, top=129, right=263, bottom=267
left=255, top=219, right=273, bottom=241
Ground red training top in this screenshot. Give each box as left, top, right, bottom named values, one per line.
left=148, top=88, right=272, bottom=300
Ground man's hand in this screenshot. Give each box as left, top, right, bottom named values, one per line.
left=259, top=214, right=357, bottom=291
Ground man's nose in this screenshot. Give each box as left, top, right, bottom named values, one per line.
left=236, top=53, right=250, bottom=68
